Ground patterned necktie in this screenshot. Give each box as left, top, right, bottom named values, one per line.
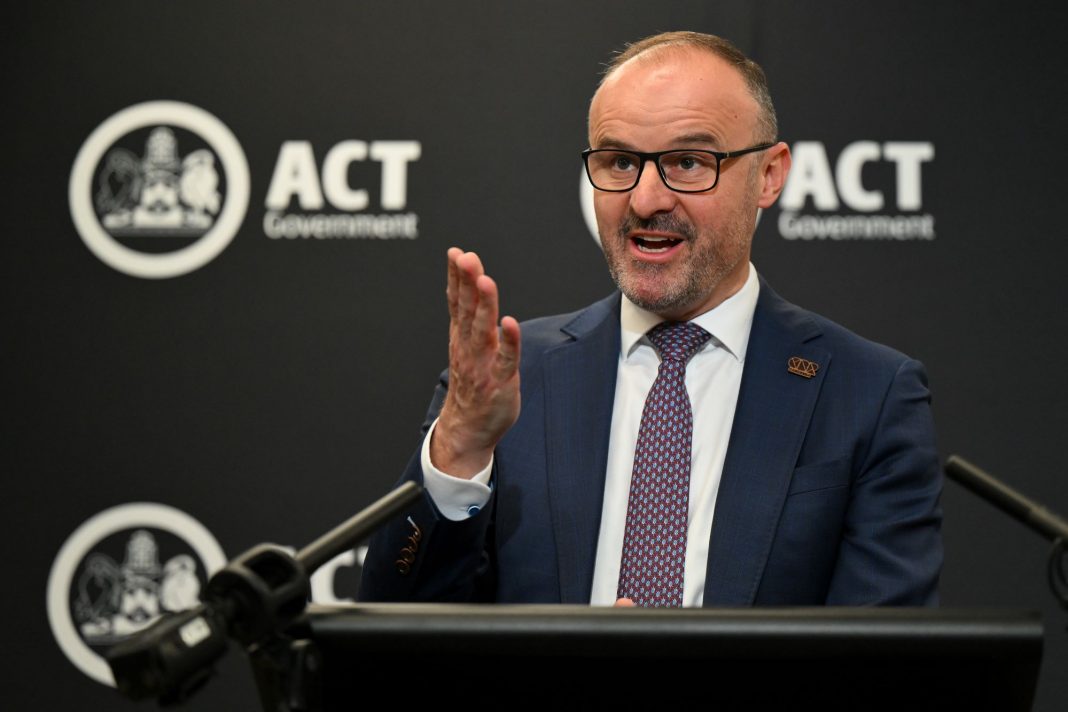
left=617, top=320, right=712, bottom=607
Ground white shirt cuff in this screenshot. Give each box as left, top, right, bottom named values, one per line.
left=420, top=418, right=493, bottom=521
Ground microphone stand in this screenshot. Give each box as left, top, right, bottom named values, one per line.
left=105, top=481, right=422, bottom=709
left=945, top=455, right=1068, bottom=612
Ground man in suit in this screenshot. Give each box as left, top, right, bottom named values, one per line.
left=359, top=32, right=942, bottom=606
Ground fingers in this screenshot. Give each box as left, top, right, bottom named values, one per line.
left=446, top=248, right=519, bottom=372
left=446, top=247, right=461, bottom=321
left=613, top=597, right=636, bottom=607
left=495, top=315, right=521, bottom=380
left=453, top=250, right=485, bottom=340
left=471, top=274, right=499, bottom=346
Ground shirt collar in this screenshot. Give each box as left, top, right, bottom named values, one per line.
left=619, top=262, right=760, bottom=363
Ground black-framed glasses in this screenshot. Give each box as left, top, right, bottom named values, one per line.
left=581, top=143, right=775, bottom=193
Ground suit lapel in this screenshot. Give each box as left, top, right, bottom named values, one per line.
left=703, top=281, right=830, bottom=605
left=543, top=294, right=620, bottom=603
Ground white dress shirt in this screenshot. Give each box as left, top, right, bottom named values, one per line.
left=421, top=263, right=760, bottom=606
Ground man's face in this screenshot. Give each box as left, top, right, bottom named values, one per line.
left=588, top=48, right=785, bottom=320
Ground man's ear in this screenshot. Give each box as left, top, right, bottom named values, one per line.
left=757, top=141, right=791, bottom=209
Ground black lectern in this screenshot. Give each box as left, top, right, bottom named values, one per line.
left=275, top=605, right=1042, bottom=711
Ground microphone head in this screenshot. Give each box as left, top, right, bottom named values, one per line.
left=106, top=605, right=229, bottom=702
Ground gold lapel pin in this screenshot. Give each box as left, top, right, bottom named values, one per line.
left=787, top=356, right=819, bottom=379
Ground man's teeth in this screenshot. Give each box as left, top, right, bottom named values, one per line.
left=635, top=236, right=678, bottom=253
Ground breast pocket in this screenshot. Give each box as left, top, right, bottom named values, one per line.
left=786, top=457, right=852, bottom=496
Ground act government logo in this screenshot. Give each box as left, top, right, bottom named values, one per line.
left=46, top=503, right=226, bottom=685
left=69, top=101, right=250, bottom=278
left=263, top=139, right=421, bottom=240
left=778, top=141, right=935, bottom=241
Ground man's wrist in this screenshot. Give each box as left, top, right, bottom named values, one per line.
left=429, top=416, right=494, bottom=478
left=421, top=418, right=493, bottom=521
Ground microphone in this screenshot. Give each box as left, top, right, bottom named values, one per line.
left=106, top=481, right=423, bottom=702
left=106, top=603, right=231, bottom=703
left=944, top=455, right=1068, bottom=542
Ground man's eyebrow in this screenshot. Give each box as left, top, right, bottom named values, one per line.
left=591, top=133, right=725, bottom=150
left=672, top=132, right=723, bottom=147
left=592, top=136, right=633, bottom=150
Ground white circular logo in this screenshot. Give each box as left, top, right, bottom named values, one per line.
left=69, top=101, right=250, bottom=279
left=46, top=503, right=227, bottom=686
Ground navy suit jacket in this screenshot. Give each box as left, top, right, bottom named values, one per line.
left=360, top=279, right=942, bottom=605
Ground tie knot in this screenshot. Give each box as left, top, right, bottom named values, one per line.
left=647, top=321, right=712, bottom=363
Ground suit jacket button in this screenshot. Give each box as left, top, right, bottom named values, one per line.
left=395, top=560, right=411, bottom=575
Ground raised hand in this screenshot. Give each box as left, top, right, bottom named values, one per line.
left=430, top=248, right=522, bottom=478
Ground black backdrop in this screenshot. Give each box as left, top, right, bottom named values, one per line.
left=7, top=1, right=1067, bottom=709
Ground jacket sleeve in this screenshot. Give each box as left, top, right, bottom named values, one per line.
left=357, top=372, right=498, bottom=603
left=825, top=357, right=943, bottom=605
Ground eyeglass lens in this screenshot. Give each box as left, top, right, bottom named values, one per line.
left=586, top=150, right=719, bottom=191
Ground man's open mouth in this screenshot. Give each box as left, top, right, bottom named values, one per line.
left=633, top=235, right=683, bottom=253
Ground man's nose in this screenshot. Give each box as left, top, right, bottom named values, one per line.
left=628, top=161, right=678, bottom=218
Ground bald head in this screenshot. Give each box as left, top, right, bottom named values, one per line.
left=597, top=31, right=778, bottom=143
